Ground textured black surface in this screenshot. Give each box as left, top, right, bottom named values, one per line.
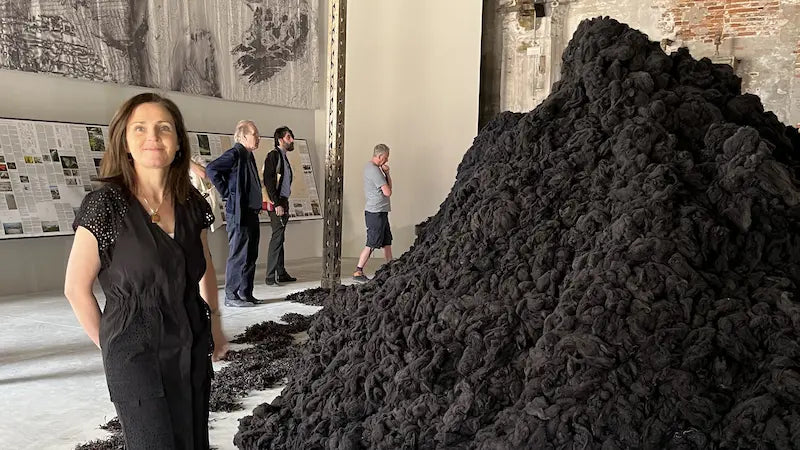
left=235, top=17, right=800, bottom=450
left=285, top=287, right=331, bottom=307
left=212, top=312, right=316, bottom=412
left=74, top=418, right=123, bottom=450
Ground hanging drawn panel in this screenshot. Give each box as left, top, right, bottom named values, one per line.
left=0, top=0, right=318, bottom=108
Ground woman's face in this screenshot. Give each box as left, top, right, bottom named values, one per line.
left=126, top=102, right=179, bottom=170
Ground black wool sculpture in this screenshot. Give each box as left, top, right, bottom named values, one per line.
left=236, top=17, right=800, bottom=450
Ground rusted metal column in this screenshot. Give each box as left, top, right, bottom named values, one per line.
left=322, top=0, right=347, bottom=290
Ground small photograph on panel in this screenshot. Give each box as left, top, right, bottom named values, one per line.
left=6, top=194, right=17, bottom=210
left=41, top=221, right=60, bottom=233
left=66, top=178, right=79, bottom=186
left=50, top=186, right=60, bottom=200
left=198, top=134, right=211, bottom=155
left=24, top=156, right=34, bottom=164
left=0, top=172, right=8, bottom=179
left=63, top=169, right=71, bottom=176
left=49, top=149, right=60, bottom=162
left=33, top=156, right=42, bottom=164
left=311, top=201, right=320, bottom=216
left=0, top=163, right=6, bottom=171
left=3, top=222, right=23, bottom=235
left=87, top=127, right=105, bottom=152
left=61, top=156, right=78, bottom=169
left=42, top=154, right=51, bottom=162
left=93, top=157, right=103, bottom=168
left=19, top=176, right=28, bottom=183
left=0, top=181, right=11, bottom=192
left=84, top=185, right=93, bottom=192
left=6, top=162, right=15, bottom=170
left=0, top=155, right=4, bottom=163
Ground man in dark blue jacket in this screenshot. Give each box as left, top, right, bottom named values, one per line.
left=206, top=120, right=263, bottom=307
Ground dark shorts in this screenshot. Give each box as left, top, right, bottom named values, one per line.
left=365, top=211, right=392, bottom=249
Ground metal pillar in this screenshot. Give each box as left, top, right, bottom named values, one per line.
left=322, top=0, right=347, bottom=290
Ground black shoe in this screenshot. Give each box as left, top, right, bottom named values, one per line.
left=224, top=297, right=255, bottom=307
left=277, top=273, right=297, bottom=283
left=240, top=294, right=266, bottom=304
left=265, top=277, right=281, bottom=286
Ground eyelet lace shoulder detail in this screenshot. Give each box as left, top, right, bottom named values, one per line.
left=73, top=183, right=128, bottom=260
left=187, top=187, right=215, bottom=230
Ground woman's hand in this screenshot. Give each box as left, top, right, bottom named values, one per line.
left=211, top=317, right=229, bottom=362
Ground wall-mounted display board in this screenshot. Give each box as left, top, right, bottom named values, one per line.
left=253, top=139, right=322, bottom=219
left=0, top=118, right=321, bottom=239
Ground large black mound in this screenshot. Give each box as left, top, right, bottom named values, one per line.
left=236, top=17, right=800, bottom=449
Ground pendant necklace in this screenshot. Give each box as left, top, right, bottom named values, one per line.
left=142, top=197, right=162, bottom=223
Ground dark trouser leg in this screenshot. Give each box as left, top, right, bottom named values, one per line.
left=240, top=211, right=260, bottom=297
left=267, top=209, right=287, bottom=280
left=189, top=355, right=212, bottom=449
left=277, top=221, right=286, bottom=276
left=114, top=397, right=177, bottom=450
left=225, top=216, right=248, bottom=299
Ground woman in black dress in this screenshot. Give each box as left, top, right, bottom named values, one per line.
left=64, top=93, right=228, bottom=449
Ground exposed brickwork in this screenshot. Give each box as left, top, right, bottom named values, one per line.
left=795, top=40, right=800, bottom=78
left=664, top=0, right=782, bottom=43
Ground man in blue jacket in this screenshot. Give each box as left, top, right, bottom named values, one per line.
left=206, top=120, right=263, bottom=307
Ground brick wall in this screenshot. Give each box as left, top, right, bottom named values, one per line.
left=560, top=0, right=799, bottom=123
left=664, top=0, right=782, bottom=43
left=795, top=40, right=800, bottom=78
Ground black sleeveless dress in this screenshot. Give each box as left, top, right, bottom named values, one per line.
left=73, top=182, right=215, bottom=449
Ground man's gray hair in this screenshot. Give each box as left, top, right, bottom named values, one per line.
left=234, top=120, right=257, bottom=143
left=373, top=143, right=390, bottom=157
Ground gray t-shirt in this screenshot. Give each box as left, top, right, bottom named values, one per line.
left=364, top=162, right=390, bottom=212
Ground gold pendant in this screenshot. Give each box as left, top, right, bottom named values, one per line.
left=151, top=212, right=161, bottom=223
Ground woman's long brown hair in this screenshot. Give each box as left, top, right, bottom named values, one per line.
left=100, top=92, right=192, bottom=203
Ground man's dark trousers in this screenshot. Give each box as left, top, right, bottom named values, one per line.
left=266, top=207, right=289, bottom=281
left=225, top=208, right=260, bottom=299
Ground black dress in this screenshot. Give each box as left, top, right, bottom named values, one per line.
left=73, top=182, right=215, bottom=449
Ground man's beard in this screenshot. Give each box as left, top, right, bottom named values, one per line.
left=287, top=142, right=295, bottom=152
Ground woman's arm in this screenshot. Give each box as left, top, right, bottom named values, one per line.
left=64, top=226, right=103, bottom=348
left=199, top=229, right=228, bottom=361
left=189, top=160, right=207, bottom=179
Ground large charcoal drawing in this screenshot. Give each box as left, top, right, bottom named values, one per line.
left=232, top=5, right=310, bottom=84
left=0, top=0, right=318, bottom=108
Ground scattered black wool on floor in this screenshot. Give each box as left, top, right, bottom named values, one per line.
left=286, top=286, right=332, bottom=306
left=234, top=17, right=800, bottom=450
left=74, top=418, right=124, bottom=450
left=230, top=312, right=316, bottom=344
left=75, top=313, right=314, bottom=449
left=211, top=344, right=303, bottom=412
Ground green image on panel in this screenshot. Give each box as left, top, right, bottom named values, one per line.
left=87, top=127, right=105, bottom=152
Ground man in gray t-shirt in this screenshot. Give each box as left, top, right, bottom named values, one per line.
left=353, top=144, right=393, bottom=282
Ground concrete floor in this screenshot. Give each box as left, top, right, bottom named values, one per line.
left=0, top=257, right=362, bottom=450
